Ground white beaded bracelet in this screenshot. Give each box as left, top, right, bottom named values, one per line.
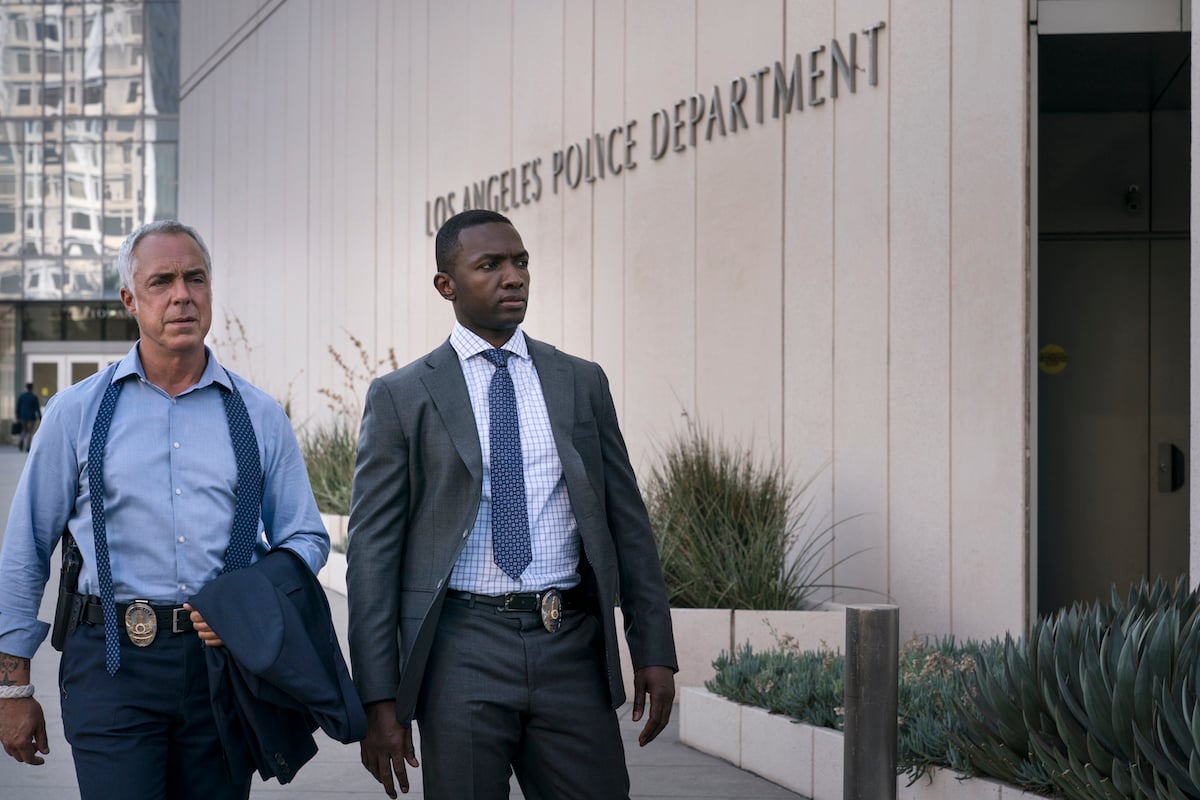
left=0, top=683, right=35, bottom=699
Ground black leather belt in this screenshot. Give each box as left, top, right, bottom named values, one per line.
left=81, top=595, right=195, bottom=634
left=445, top=587, right=589, bottom=612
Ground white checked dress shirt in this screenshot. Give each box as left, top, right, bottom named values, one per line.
left=447, top=323, right=581, bottom=594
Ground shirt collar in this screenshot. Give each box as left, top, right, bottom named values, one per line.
left=449, top=323, right=529, bottom=364
left=111, top=342, right=231, bottom=392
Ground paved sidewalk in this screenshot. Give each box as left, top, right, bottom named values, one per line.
left=0, top=446, right=802, bottom=799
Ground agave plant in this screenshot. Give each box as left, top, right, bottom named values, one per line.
left=953, top=577, right=1200, bottom=799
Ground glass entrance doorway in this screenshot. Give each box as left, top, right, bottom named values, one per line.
left=25, top=353, right=121, bottom=402
left=1036, top=31, right=1191, bottom=615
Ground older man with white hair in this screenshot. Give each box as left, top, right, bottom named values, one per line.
left=0, top=220, right=329, bottom=800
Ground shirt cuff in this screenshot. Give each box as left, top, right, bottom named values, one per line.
left=0, top=614, right=52, bottom=660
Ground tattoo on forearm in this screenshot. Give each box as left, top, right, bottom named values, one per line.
left=0, top=653, right=29, bottom=685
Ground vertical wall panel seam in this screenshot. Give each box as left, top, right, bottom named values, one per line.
left=304, top=0, right=312, bottom=407
left=621, top=0, right=628, bottom=413
left=1025, top=12, right=1034, bottom=627
left=588, top=0, right=597, bottom=359
left=885, top=0, right=893, bottom=603
left=780, top=0, right=787, bottom=464
left=830, top=0, right=839, bottom=593
left=579, top=0, right=585, bottom=356
left=337, top=7, right=346, bottom=351
left=426, top=0, right=433, bottom=350
left=369, top=0, right=379, bottom=357
left=947, top=0, right=955, bottom=635
left=424, top=0, right=431, bottom=351
left=693, top=0, right=699, bottom=421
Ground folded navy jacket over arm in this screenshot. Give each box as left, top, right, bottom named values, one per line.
left=189, top=548, right=367, bottom=784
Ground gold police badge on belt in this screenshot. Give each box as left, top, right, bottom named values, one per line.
left=540, top=589, right=562, bottom=633
left=124, top=601, right=157, bottom=647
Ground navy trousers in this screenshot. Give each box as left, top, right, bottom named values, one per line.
left=60, top=621, right=251, bottom=800
left=415, top=597, right=629, bottom=800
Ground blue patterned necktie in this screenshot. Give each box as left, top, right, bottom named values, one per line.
left=219, top=378, right=263, bottom=574
left=482, top=349, right=531, bottom=580
left=89, top=369, right=262, bottom=675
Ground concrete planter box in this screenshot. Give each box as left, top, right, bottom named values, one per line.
left=320, top=512, right=348, bottom=551
left=680, top=687, right=1045, bottom=800
left=616, top=606, right=846, bottom=700
left=318, top=550, right=347, bottom=595
left=317, top=513, right=348, bottom=595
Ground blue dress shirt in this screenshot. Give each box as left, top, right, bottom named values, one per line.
left=0, top=344, right=329, bottom=659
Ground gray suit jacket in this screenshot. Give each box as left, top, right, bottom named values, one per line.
left=346, top=337, right=677, bottom=721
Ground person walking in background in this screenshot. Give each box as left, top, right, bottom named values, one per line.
left=347, top=209, right=677, bottom=799
left=15, top=383, right=40, bottom=452
left=0, top=220, right=330, bottom=800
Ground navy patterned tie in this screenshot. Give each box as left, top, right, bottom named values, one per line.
left=219, top=378, right=262, bottom=573
left=482, top=349, right=530, bottom=580
left=89, top=369, right=262, bottom=675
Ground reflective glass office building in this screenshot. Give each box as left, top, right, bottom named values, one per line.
left=0, top=0, right=177, bottom=420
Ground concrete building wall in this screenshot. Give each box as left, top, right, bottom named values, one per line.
left=179, top=0, right=1031, bottom=642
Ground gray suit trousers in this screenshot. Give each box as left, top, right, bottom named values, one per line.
left=415, top=597, right=629, bottom=800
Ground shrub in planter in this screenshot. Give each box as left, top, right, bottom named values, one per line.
left=299, top=418, right=357, bottom=520
left=705, top=635, right=998, bottom=784
left=707, top=642, right=844, bottom=729
left=894, top=636, right=1004, bottom=783
left=297, top=333, right=397, bottom=524
left=644, top=424, right=861, bottom=609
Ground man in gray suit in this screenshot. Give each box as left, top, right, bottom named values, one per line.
left=347, top=209, right=677, bottom=799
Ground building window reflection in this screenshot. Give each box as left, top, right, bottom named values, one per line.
left=0, top=1, right=178, bottom=301
left=0, top=1, right=175, bottom=404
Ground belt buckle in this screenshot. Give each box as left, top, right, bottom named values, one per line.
left=500, top=593, right=536, bottom=612
left=171, top=607, right=189, bottom=634
left=540, top=589, right=562, bottom=633
left=124, top=600, right=157, bottom=647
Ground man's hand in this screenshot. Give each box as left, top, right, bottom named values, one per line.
left=0, top=652, right=47, bottom=765
left=631, top=665, right=675, bottom=746
left=0, top=697, right=49, bottom=765
left=360, top=700, right=419, bottom=797
left=184, top=603, right=223, bottom=647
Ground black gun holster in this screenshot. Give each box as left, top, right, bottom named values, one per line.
left=50, top=531, right=84, bottom=652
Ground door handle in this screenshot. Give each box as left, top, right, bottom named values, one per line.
left=1157, top=443, right=1186, bottom=493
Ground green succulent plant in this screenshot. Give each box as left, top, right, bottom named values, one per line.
left=953, top=577, right=1200, bottom=799
left=706, top=577, right=1200, bottom=797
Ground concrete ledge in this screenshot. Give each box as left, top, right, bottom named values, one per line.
left=320, top=513, right=348, bottom=552
left=618, top=606, right=846, bottom=700
left=680, top=687, right=1045, bottom=800
left=318, top=550, right=347, bottom=595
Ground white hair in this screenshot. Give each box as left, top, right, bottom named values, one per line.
left=116, top=220, right=212, bottom=293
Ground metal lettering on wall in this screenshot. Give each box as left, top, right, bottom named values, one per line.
left=424, top=21, right=887, bottom=235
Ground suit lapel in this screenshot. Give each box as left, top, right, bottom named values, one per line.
left=528, top=338, right=603, bottom=521
left=420, top=341, right=483, bottom=481
left=527, top=337, right=573, bottom=442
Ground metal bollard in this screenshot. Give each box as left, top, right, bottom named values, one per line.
left=843, top=604, right=899, bottom=800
